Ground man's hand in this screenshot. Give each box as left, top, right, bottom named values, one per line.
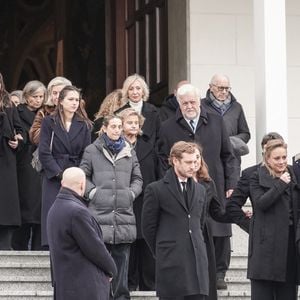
left=243, top=210, right=252, bottom=218
left=226, top=189, right=234, bottom=198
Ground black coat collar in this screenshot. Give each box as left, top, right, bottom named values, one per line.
left=258, top=165, right=297, bottom=188
left=49, top=114, right=86, bottom=152
left=163, top=168, right=196, bottom=211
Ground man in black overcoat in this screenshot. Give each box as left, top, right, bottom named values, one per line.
left=157, top=83, right=237, bottom=288
left=142, top=141, right=209, bottom=300
left=47, top=167, right=117, bottom=300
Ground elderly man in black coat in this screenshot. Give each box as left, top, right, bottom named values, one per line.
left=47, top=167, right=117, bottom=300
left=142, top=141, right=209, bottom=300
left=201, top=74, right=250, bottom=177
left=157, top=83, right=237, bottom=289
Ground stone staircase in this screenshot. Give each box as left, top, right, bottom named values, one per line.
left=0, top=250, right=251, bottom=300
left=0, top=226, right=251, bottom=300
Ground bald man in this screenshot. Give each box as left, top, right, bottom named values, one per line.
left=47, top=167, right=117, bottom=300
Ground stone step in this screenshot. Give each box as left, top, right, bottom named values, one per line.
left=226, top=266, right=247, bottom=278
left=0, top=291, right=52, bottom=300
left=0, top=252, right=50, bottom=264
left=0, top=263, right=50, bottom=277
left=217, top=290, right=251, bottom=300
left=224, top=277, right=250, bottom=292
left=0, top=276, right=52, bottom=291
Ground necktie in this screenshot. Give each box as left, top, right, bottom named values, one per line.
left=181, top=182, right=189, bottom=209
left=190, top=120, right=195, bottom=132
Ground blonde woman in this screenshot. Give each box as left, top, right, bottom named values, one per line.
left=249, top=139, right=300, bottom=300
left=118, top=108, right=158, bottom=291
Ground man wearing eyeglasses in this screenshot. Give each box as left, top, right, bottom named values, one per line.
left=201, top=74, right=250, bottom=290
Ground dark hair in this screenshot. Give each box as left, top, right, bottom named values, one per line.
left=55, top=85, right=92, bottom=129
left=0, top=72, right=12, bottom=111
left=102, top=114, right=122, bottom=127
left=261, top=132, right=283, bottom=149
left=194, top=143, right=212, bottom=182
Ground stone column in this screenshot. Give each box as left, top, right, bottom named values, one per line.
left=254, top=0, right=288, bottom=160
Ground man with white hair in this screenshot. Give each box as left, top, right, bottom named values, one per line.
left=157, top=83, right=237, bottom=290
left=47, top=167, right=117, bottom=300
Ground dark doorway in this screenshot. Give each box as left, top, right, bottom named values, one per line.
left=106, top=0, right=168, bottom=106
left=0, top=0, right=168, bottom=117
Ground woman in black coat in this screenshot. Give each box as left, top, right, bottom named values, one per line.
left=116, top=74, right=160, bottom=291
left=249, top=139, right=300, bottom=300
left=115, top=74, right=160, bottom=156
left=193, top=144, right=231, bottom=300
left=0, top=72, right=23, bottom=249
left=118, top=108, right=158, bottom=291
left=39, top=86, right=91, bottom=248
left=13, top=81, right=46, bottom=250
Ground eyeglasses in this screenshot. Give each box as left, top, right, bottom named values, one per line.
left=212, top=84, right=231, bottom=92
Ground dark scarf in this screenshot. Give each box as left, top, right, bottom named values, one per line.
left=209, top=92, right=232, bottom=116
left=102, top=133, right=126, bottom=155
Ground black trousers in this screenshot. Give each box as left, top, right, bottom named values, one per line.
left=106, top=243, right=131, bottom=300
left=128, top=238, right=155, bottom=291
left=12, top=223, right=42, bottom=250
left=0, top=225, right=14, bottom=250
left=160, top=294, right=206, bottom=300
left=213, top=236, right=231, bottom=279
left=251, top=225, right=298, bottom=300
left=251, top=280, right=297, bottom=300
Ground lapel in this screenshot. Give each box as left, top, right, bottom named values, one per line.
left=175, top=108, right=208, bottom=134
left=68, top=115, right=86, bottom=143
left=259, top=165, right=300, bottom=222
left=50, top=115, right=84, bottom=153
left=135, top=136, right=152, bottom=162
left=141, top=102, right=157, bottom=137
left=258, top=166, right=281, bottom=188
left=186, top=178, right=196, bottom=211
left=175, top=110, right=193, bottom=134
left=195, top=109, right=208, bottom=132
left=164, top=168, right=189, bottom=212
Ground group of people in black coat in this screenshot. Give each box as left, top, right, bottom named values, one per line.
left=3, top=68, right=299, bottom=300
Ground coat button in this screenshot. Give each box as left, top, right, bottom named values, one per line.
left=188, top=214, right=191, bottom=218
left=189, top=229, right=192, bottom=234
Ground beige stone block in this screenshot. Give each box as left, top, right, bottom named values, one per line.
left=286, top=0, right=300, bottom=15
left=286, top=16, right=300, bottom=66
left=190, top=14, right=236, bottom=65
left=190, top=0, right=252, bottom=15
left=236, top=16, right=254, bottom=66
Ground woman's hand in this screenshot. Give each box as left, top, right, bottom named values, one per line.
left=280, top=171, right=291, bottom=184
left=8, top=139, right=18, bottom=149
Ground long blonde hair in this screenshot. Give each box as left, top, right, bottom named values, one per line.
left=94, top=89, right=124, bottom=120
